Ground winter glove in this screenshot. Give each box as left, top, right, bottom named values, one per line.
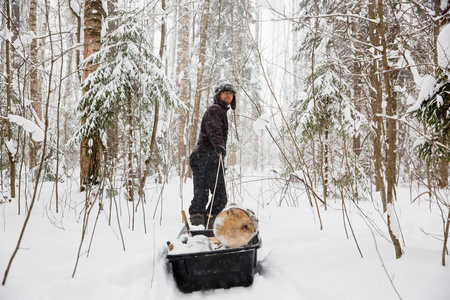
left=215, top=146, right=226, bottom=158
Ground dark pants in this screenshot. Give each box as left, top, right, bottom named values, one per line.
left=188, top=151, right=227, bottom=216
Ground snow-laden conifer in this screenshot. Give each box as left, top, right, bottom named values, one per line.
left=408, top=23, right=450, bottom=163
left=71, top=10, right=182, bottom=146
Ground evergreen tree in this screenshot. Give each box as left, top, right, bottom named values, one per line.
left=72, top=11, right=181, bottom=183
left=409, top=71, right=450, bottom=164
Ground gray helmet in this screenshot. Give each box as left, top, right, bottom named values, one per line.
left=214, top=82, right=237, bottom=110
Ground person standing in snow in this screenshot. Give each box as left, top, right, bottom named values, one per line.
left=188, top=82, right=237, bottom=228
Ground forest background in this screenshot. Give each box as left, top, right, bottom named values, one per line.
left=0, top=0, right=450, bottom=290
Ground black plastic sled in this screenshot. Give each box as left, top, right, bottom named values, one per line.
left=166, top=227, right=261, bottom=293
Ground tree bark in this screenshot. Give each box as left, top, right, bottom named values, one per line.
left=352, top=2, right=362, bottom=157
left=28, top=0, right=42, bottom=169
left=442, top=208, right=450, bottom=266
left=149, top=0, right=166, bottom=178
left=10, top=0, right=19, bottom=42
left=107, top=0, right=118, bottom=32
left=2, top=0, right=53, bottom=285
left=80, top=0, right=105, bottom=190
left=5, top=0, right=16, bottom=199
left=55, top=1, right=66, bottom=213
left=105, top=0, right=119, bottom=168
left=323, top=127, right=329, bottom=203
left=189, top=0, right=211, bottom=155
left=434, top=0, right=449, bottom=188
left=311, top=0, right=319, bottom=191
left=69, top=0, right=82, bottom=83
left=228, top=0, right=241, bottom=167
left=377, top=0, right=403, bottom=259
left=176, top=0, right=191, bottom=180
left=439, top=159, right=449, bottom=188
left=368, top=0, right=386, bottom=210
left=140, top=0, right=166, bottom=192
left=127, top=92, right=134, bottom=202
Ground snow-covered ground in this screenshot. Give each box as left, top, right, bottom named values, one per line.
left=1, top=174, right=449, bottom=300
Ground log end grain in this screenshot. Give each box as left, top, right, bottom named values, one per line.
left=213, top=207, right=258, bottom=248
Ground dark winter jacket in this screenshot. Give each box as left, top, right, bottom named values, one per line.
left=192, top=98, right=229, bottom=155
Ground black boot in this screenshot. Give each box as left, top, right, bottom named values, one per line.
left=190, top=214, right=205, bottom=226
left=204, top=214, right=216, bottom=229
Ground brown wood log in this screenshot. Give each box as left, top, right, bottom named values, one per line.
left=213, top=207, right=258, bottom=248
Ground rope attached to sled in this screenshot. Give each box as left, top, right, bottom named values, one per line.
left=206, top=154, right=228, bottom=229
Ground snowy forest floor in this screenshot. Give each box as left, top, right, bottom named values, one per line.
left=0, top=171, right=449, bottom=300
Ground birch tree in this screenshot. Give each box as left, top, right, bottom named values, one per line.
left=176, top=0, right=191, bottom=179
left=28, top=0, right=42, bottom=169
left=189, top=0, right=211, bottom=155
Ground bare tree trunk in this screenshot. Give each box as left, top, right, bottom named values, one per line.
left=189, top=0, right=211, bottom=154
left=5, top=0, right=16, bottom=199
left=54, top=0, right=66, bottom=213
left=1, top=130, right=4, bottom=192
left=352, top=2, right=362, bottom=157
left=2, top=0, right=53, bottom=285
left=10, top=0, right=19, bottom=42
left=64, top=31, right=74, bottom=146
left=127, top=92, right=134, bottom=203
left=254, top=2, right=262, bottom=171
left=105, top=0, right=119, bottom=171
left=1, top=2, right=5, bottom=193
left=235, top=0, right=246, bottom=172
left=443, top=208, right=450, bottom=266
left=80, top=0, right=105, bottom=190
left=149, top=0, right=166, bottom=180
left=229, top=0, right=240, bottom=167
left=388, top=1, right=401, bottom=186
left=439, top=159, right=449, bottom=188
left=28, top=0, right=42, bottom=169
left=323, top=127, right=329, bottom=203
left=434, top=0, right=449, bottom=188
left=176, top=0, right=190, bottom=180
left=312, top=0, right=325, bottom=202
left=377, top=0, right=403, bottom=259
left=69, top=0, right=82, bottom=83
left=140, top=0, right=166, bottom=192
left=107, top=0, right=118, bottom=32
left=368, top=0, right=386, bottom=210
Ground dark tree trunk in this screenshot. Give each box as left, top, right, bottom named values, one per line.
left=5, top=0, right=16, bottom=198
left=80, top=0, right=105, bottom=190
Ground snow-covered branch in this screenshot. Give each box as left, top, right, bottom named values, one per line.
left=378, top=114, right=450, bottom=152
left=268, top=7, right=380, bottom=25
left=8, top=114, right=45, bottom=142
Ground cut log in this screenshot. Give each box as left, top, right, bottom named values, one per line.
left=213, top=207, right=258, bottom=248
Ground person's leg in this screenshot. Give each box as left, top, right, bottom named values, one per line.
left=188, top=152, right=209, bottom=225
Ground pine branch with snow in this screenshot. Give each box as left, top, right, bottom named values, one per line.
left=408, top=71, right=450, bottom=163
